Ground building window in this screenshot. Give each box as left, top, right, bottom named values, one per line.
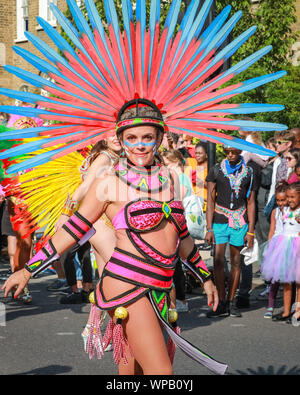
left=16, top=0, right=29, bottom=41
left=39, top=0, right=57, bottom=25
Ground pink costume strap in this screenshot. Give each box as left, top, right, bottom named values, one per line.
left=25, top=240, right=60, bottom=277
left=94, top=247, right=176, bottom=310
left=112, top=198, right=185, bottom=232
left=62, top=211, right=96, bottom=245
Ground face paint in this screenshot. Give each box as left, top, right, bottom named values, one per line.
left=123, top=139, right=157, bottom=148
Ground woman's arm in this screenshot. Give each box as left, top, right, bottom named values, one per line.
left=2, top=175, right=111, bottom=298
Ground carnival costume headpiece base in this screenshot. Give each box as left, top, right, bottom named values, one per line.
left=0, top=0, right=288, bottom=173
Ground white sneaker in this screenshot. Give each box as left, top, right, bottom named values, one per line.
left=176, top=299, right=189, bottom=312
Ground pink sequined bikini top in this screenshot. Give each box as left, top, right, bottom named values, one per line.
left=112, top=199, right=185, bottom=233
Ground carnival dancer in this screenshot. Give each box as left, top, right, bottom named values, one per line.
left=263, top=183, right=287, bottom=319
left=260, top=182, right=300, bottom=323
left=0, top=0, right=288, bottom=375
left=205, top=147, right=256, bottom=318
left=3, top=100, right=225, bottom=375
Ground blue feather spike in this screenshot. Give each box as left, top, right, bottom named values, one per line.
left=179, top=0, right=199, bottom=39
left=199, top=5, right=231, bottom=41
left=0, top=88, right=46, bottom=106
left=0, top=133, right=76, bottom=160
left=0, top=125, right=70, bottom=140
left=188, top=0, right=213, bottom=43
left=66, top=0, right=94, bottom=42
left=148, top=0, right=160, bottom=82
left=184, top=117, right=287, bottom=132
left=233, top=71, right=287, bottom=95
left=104, top=0, right=130, bottom=88
left=170, top=126, right=276, bottom=157
left=12, top=46, right=63, bottom=77
left=24, top=31, right=69, bottom=68
left=201, top=46, right=273, bottom=94
left=85, top=0, right=120, bottom=82
left=170, top=0, right=213, bottom=78
left=6, top=132, right=105, bottom=174
left=36, top=17, right=78, bottom=59
left=136, top=0, right=146, bottom=77
left=175, top=17, right=253, bottom=99
left=49, top=3, right=91, bottom=61
left=171, top=0, right=199, bottom=65
left=176, top=8, right=239, bottom=88
left=185, top=71, right=287, bottom=111
left=197, top=104, right=285, bottom=115
left=157, top=0, right=182, bottom=83
left=37, top=15, right=109, bottom=90
left=191, top=25, right=259, bottom=92
left=122, top=0, right=135, bottom=82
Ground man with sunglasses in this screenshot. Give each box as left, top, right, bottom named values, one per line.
left=205, top=147, right=256, bottom=318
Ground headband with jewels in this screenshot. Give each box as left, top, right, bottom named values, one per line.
left=0, top=0, right=288, bottom=174
left=116, top=98, right=165, bottom=134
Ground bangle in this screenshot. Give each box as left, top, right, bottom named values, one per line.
left=207, top=229, right=213, bottom=233
left=247, top=232, right=254, bottom=236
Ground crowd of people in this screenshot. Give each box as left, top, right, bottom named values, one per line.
left=1, top=113, right=299, bottom=318
left=0, top=108, right=299, bottom=374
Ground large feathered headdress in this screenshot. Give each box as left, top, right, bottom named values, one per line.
left=0, top=0, right=287, bottom=173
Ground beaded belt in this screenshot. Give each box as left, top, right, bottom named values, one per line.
left=215, top=204, right=246, bottom=229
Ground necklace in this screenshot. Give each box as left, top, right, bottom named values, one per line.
left=220, top=159, right=249, bottom=202
left=115, top=158, right=169, bottom=192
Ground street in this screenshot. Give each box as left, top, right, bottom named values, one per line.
left=0, top=262, right=299, bottom=376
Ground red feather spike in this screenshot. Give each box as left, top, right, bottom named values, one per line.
left=134, top=21, right=143, bottom=98
left=107, top=25, right=131, bottom=100
left=142, top=29, right=151, bottom=98
left=148, top=27, right=169, bottom=98
left=119, top=29, right=135, bottom=97
left=93, top=29, right=127, bottom=101
left=158, top=42, right=208, bottom=105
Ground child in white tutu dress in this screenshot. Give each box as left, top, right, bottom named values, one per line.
left=260, top=182, right=300, bottom=322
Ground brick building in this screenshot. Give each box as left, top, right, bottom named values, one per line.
left=0, top=0, right=68, bottom=105
left=0, top=0, right=299, bottom=106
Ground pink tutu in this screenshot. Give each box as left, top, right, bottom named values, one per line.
left=260, top=235, right=300, bottom=284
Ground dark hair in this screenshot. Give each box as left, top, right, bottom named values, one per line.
left=295, top=160, right=300, bottom=170
left=275, top=183, right=288, bottom=194
left=287, top=148, right=300, bottom=164
left=195, top=142, right=208, bottom=153
left=287, top=181, right=300, bottom=194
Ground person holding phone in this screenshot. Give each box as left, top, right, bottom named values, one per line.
left=205, top=147, right=256, bottom=318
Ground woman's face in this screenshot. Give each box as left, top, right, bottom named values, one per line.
left=285, top=153, right=298, bottom=169
left=195, top=146, right=207, bottom=165
left=106, top=135, right=122, bottom=152
left=121, top=126, right=160, bottom=166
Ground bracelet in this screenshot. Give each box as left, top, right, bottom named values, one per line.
left=247, top=232, right=255, bottom=236
left=206, top=229, right=213, bottom=233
